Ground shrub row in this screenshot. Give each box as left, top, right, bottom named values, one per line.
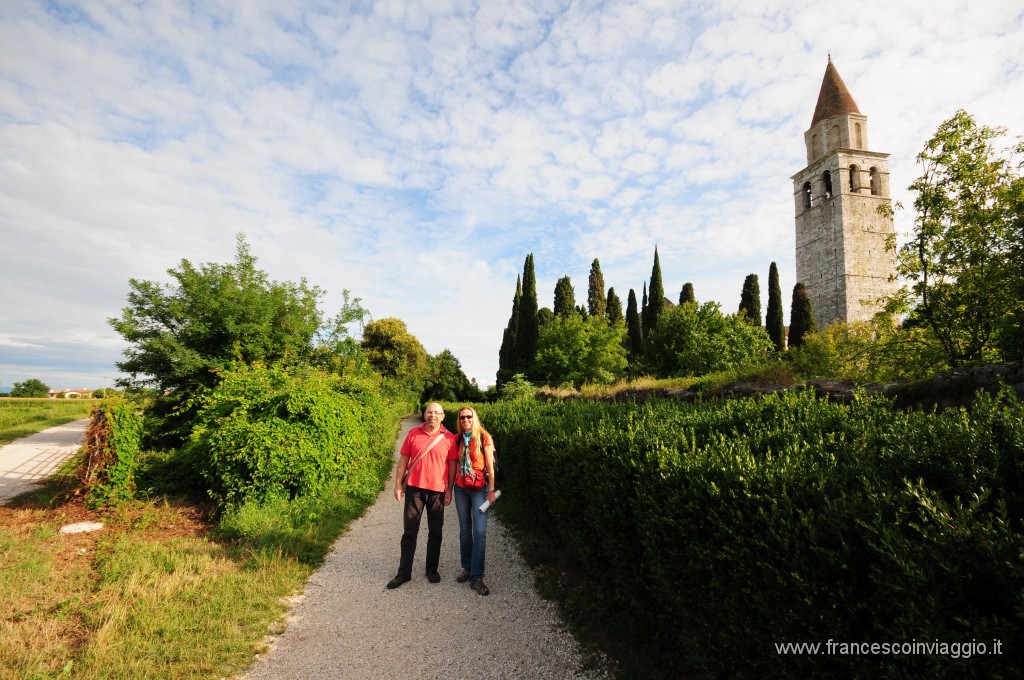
left=471, top=389, right=1024, bottom=679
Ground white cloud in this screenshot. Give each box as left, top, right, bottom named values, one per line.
left=1, top=0, right=1022, bottom=388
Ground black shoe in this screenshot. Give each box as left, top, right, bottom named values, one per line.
left=456, top=568, right=470, bottom=583
left=426, top=571, right=441, bottom=584
left=386, top=574, right=410, bottom=589
left=470, top=578, right=489, bottom=596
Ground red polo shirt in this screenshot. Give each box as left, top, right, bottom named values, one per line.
left=400, top=424, right=457, bottom=492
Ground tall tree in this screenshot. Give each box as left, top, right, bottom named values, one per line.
left=766, top=262, right=785, bottom=350
left=889, top=109, right=1024, bottom=366
left=606, top=287, right=624, bottom=324
left=679, top=282, right=695, bottom=305
left=109, top=234, right=323, bottom=445
left=788, top=282, right=817, bottom=349
left=515, top=253, right=539, bottom=375
left=587, top=258, right=607, bottom=318
left=738, top=273, right=762, bottom=326
left=626, top=288, right=643, bottom=360
left=496, top=275, right=522, bottom=387
left=361, top=317, right=429, bottom=389
left=641, top=283, right=649, bottom=334
left=553, top=275, right=576, bottom=318
left=647, top=246, right=666, bottom=331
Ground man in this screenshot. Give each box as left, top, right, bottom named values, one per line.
left=387, top=402, right=457, bottom=589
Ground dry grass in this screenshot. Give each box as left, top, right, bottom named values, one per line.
left=0, top=476, right=309, bottom=679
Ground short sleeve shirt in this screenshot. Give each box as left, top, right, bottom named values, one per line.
left=400, top=425, right=457, bottom=493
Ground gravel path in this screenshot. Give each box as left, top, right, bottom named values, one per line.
left=243, top=416, right=608, bottom=680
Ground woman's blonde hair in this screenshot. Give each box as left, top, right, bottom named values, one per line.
left=456, top=405, right=491, bottom=456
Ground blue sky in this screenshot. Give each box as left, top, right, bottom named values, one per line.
left=1, top=0, right=1023, bottom=390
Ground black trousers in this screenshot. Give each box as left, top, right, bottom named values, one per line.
left=398, top=485, right=445, bottom=578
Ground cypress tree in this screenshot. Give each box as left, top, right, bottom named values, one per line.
left=788, top=282, right=817, bottom=349
left=626, top=289, right=643, bottom=359
left=553, top=276, right=576, bottom=318
left=679, top=282, right=695, bottom=305
left=515, top=253, right=539, bottom=374
left=496, top=274, right=521, bottom=386
left=587, top=258, right=606, bottom=317
left=647, top=246, right=665, bottom=331
left=641, top=283, right=649, bottom=334
left=766, top=262, right=785, bottom=351
left=606, top=287, right=624, bottom=324
left=738, top=273, right=762, bottom=326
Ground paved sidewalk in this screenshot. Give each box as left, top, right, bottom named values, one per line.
left=0, top=419, right=89, bottom=504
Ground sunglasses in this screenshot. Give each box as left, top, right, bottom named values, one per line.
left=458, top=415, right=474, bottom=420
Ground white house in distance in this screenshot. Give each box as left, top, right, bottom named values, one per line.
left=47, top=388, right=94, bottom=399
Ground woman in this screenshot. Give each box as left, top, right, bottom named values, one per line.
left=453, top=406, right=497, bottom=596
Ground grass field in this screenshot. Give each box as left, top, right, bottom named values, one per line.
left=0, top=398, right=95, bottom=446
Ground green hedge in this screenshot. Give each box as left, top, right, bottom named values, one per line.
left=467, top=389, right=1024, bottom=679
left=185, top=364, right=407, bottom=510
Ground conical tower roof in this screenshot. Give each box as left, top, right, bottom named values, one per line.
left=810, top=58, right=860, bottom=127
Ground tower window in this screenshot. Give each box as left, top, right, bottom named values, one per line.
left=855, top=123, right=863, bottom=149
left=849, top=164, right=861, bottom=192
left=802, top=181, right=812, bottom=209
left=869, top=167, right=879, bottom=195
left=822, top=170, right=833, bottom=199
left=812, top=133, right=820, bottom=159
left=829, top=125, right=841, bottom=151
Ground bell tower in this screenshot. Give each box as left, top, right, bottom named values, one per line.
left=792, top=59, right=898, bottom=326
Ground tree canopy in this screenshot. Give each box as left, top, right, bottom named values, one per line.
left=11, top=378, right=49, bottom=398
left=553, top=275, right=576, bottom=318
left=888, top=109, right=1024, bottom=366
left=361, top=317, right=429, bottom=390
left=534, top=314, right=628, bottom=388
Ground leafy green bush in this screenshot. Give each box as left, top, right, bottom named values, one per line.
left=184, top=364, right=400, bottom=510
left=499, top=373, right=537, bottom=401
left=644, top=301, right=774, bottom=378
left=473, top=388, right=1024, bottom=679
left=81, top=400, right=143, bottom=507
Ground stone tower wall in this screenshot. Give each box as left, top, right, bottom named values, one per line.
left=793, top=112, right=898, bottom=326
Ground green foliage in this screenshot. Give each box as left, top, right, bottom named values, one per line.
left=738, top=272, right=762, bottom=326
left=10, top=378, right=49, bottom=398
left=109, top=234, right=324, bottom=446
left=496, top=275, right=522, bottom=388
left=890, top=109, right=1024, bottom=367
left=646, top=247, right=665, bottom=333
left=626, top=288, right=643, bottom=360
left=644, top=301, right=774, bottom=378
left=474, top=389, right=1024, bottom=679
left=553, top=275, right=576, bottom=318
left=499, top=373, right=537, bottom=401
left=516, top=253, right=539, bottom=375
left=679, top=282, right=695, bottom=305
left=766, top=262, right=785, bottom=351
left=81, top=400, right=143, bottom=507
left=422, top=349, right=484, bottom=403
left=788, top=282, right=817, bottom=348
left=360, top=317, right=429, bottom=392
left=184, top=364, right=398, bottom=510
left=606, top=287, right=623, bottom=324
left=587, top=259, right=606, bottom=318
left=534, top=314, right=628, bottom=388
left=791, top=314, right=941, bottom=383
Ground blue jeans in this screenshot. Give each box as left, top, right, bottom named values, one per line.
left=454, top=484, right=489, bottom=581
